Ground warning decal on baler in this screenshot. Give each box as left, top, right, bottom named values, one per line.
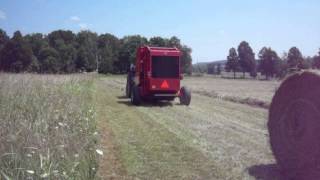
left=160, top=80, right=169, bottom=89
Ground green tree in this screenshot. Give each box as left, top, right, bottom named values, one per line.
left=181, top=45, right=192, bottom=75
left=76, top=31, right=98, bottom=72
left=168, top=36, right=181, bottom=48
left=57, top=42, right=77, bottom=73
left=24, top=33, right=48, bottom=57
left=312, top=49, right=320, bottom=69
left=0, top=31, right=34, bottom=72
left=287, top=47, right=303, bottom=69
left=98, top=48, right=115, bottom=74
left=301, top=56, right=312, bottom=69
left=97, top=33, right=120, bottom=73
left=47, top=30, right=77, bottom=73
left=48, top=30, right=76, bottom=48
left=225, top=47, right=239, bottom=79
left=0, top=29, right=9, bottom=50
left=118, top=35, right=148, bottom=72
left=38, top=47, right=60, bottom=73
left=149, top=36, right=167, bottom=47
left=0, top=29, right=9, bottom=71
left=24, top=33, right=48, bottom=72
left=237, top=41, right=256, bottom=78
left=258, top=47, right=279, bottom=80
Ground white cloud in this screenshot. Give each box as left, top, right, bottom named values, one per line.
left=0, top=10, right=6, bottom=20
left=79, top=23, right=88, bottom=30
left=70, top=16, right=80, bottom=22
left=69, top=16, right=89, bottom=30
left=218, top=29, right=226, bottom=35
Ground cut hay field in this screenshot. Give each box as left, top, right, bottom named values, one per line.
left=183, top=75, right=280, bottom=108
left=95, top=75, right=282, bottom=179
left=0, top=74, right=282, bottom=180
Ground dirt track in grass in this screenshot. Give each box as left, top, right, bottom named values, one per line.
left=95, top=75, right=282, bottom=180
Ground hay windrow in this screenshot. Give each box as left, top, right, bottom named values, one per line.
left=193, top=90, right=270, bottom=109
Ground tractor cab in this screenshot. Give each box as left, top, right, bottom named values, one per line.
left=126, top=46, right=191, bottom=106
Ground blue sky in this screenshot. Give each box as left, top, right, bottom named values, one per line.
left=0, top=0, right=319, bottom=62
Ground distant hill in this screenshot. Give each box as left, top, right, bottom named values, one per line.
left=192, top=60, right=227, bottom=73
left=193, top=60, right=227, bottom=66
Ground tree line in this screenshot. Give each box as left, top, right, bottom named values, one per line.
left=0, top=29, right=192, bottom=74
left=225, top=41, right=320, bottom=79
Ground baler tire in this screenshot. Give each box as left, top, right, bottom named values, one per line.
left=179, top=86, right=191, bottom=106
left=268, top=71, right=320, bottom=179
left=131, top=85, right=141, bottom=106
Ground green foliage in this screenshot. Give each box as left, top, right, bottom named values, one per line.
left=168, top=36, right=182, bottom=48
left=76, top=31, right=98, bottom=72
left=98, top=33, right=120, bottom=73
left=149, top=36, right=167, bottom=47
left=28, top=55, right=40, bottom=72
left=118, top=35, right=148, bottom=71
left=38, top=47, right=60, bottom=73
left=0, top=28, right=192, bottom=74
left=0, top=31, right=33, bottom=72
left=48, top=30, right=76, bottom=48
left=237, top=41, right=256, bottom=77
left=258, top=47, right=279, bottom=79
left=47, top=30, right=77, bottom=73
left=0, top=29, right=9, bottom=70
left=313, top=50, right=320, bottom=69
left=57, top=43, right=77, bottom=73
left=287, top=47, right=303, bottom=69
left=98, top=48, right=115, bottom=74
left=24, top=33, right=48, bottom=57
left=225, top=48, right=239, bottom=78
left=0, top=29, right=9, bottom=50
left=180, top=45, right=192, bottom=74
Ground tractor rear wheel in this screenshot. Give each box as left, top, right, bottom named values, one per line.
left=131, top=85, right=141, bottom=105
left=179, top=86, right=191, bottom=106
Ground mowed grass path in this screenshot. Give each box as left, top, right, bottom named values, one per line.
left=95, top=77, right=222, bottom=179
left=95, top=76, right=278, bottom=179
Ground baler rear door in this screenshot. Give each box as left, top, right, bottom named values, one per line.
left=150, top=56, right=180, bottom=92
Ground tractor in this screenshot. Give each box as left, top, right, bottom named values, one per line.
left=126, top=46, right=191, bottom=106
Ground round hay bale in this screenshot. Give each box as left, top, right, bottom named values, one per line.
left=268, top=71, right=320, bottom=179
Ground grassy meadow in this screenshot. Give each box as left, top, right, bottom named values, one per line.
left=1, top=73, right=282, bottom=179
left=0, top=74, right=99, bottom=179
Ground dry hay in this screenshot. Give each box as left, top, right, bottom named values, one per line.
left=268, top=71, right=320, bottom=179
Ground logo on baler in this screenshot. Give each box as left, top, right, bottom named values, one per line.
left=160, top=80, right=169, bottom=89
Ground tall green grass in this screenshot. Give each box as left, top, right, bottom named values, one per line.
left=0, top=74, right=98, bottom=179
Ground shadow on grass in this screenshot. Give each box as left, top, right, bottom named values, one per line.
left=249, top=163, right=320, bottom=180
left=117, top=95, right=128, bottom=99
left=248, top=164, right=284, bottom=180
left=116, top=96, right=177, bottom=107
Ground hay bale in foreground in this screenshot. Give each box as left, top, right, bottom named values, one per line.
left=268, top=71, right=320, bottom=179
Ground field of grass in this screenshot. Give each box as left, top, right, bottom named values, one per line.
left=95, top=75, right=281, bottom=179
left=184, top=75, right=280, bottom=108
left=0, top=74, right=99, bottom=179
left=1, top=74, right=282, bottom=179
